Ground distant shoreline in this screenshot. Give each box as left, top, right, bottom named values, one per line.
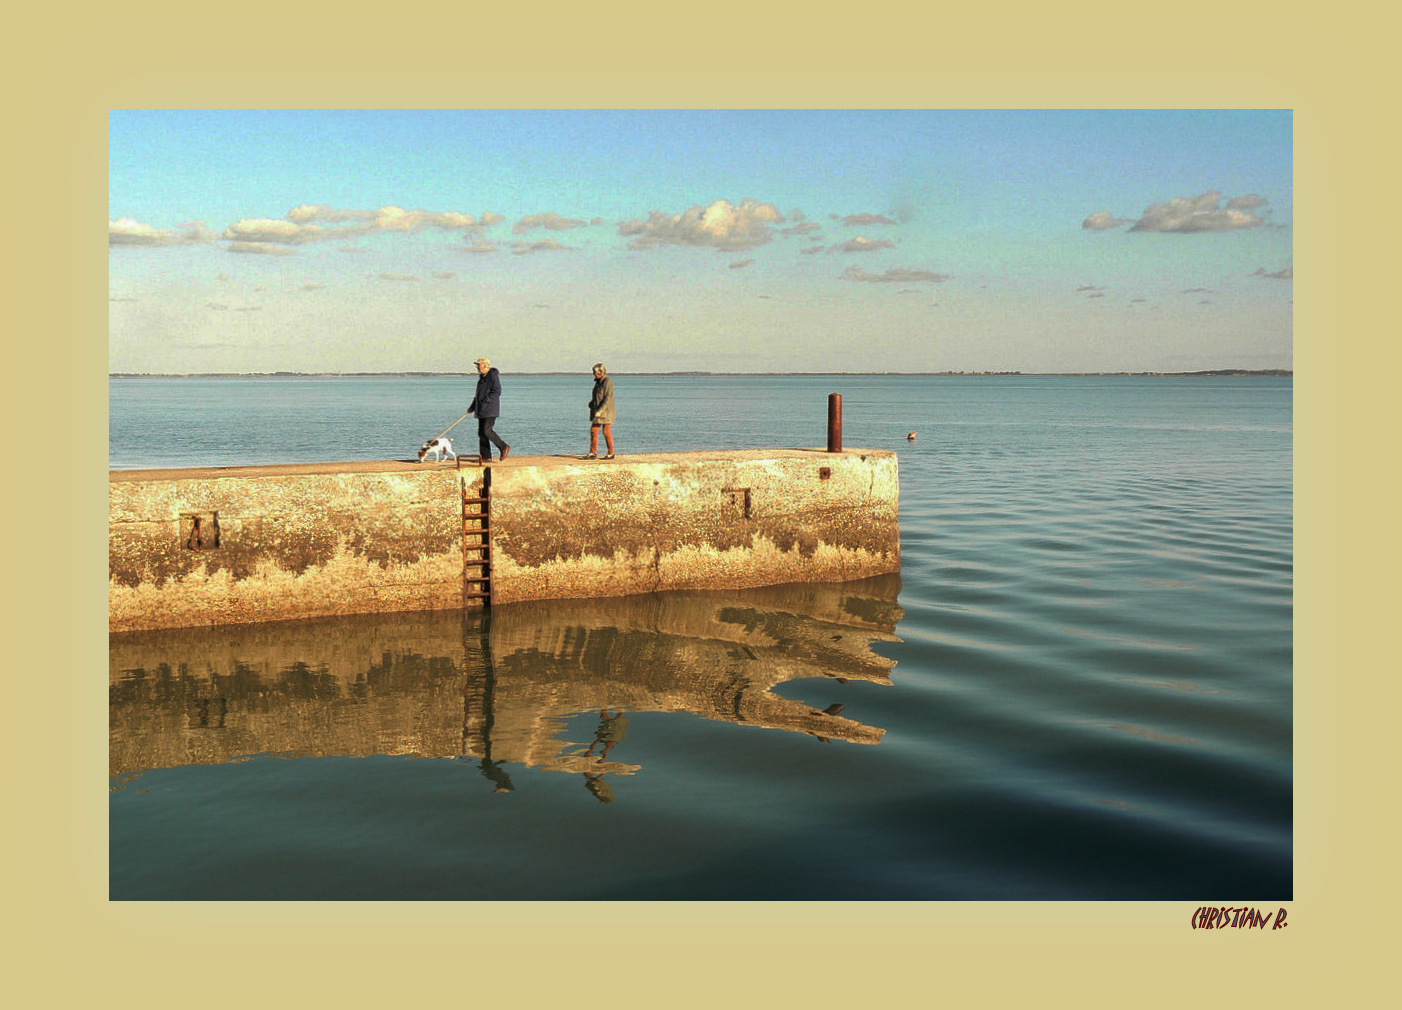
left=109, top=369, right=1293, bottom=379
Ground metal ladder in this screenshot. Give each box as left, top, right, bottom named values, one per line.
left=462, top=471, right=492, bottom=608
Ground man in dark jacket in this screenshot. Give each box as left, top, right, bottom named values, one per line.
left=467, top=356, right=510, bottom=462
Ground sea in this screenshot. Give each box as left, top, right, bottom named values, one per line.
left=108, top=374, right=1293, bottom=900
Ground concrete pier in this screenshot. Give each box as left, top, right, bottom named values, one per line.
left=110, top=449, right=900, bottom=633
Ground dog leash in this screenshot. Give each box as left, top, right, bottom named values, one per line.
left=430, top=410, right=474, bottom=444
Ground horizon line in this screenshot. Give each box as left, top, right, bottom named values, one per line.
left=109, top=368, right=1294, bottom=378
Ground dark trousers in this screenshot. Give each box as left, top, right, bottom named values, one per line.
left=477, top=417, right=507, bottom=459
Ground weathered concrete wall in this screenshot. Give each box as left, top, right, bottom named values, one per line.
left=110, top=464, right=476, bottom=632
left=488, top=449, right=899, bottom=603
left=110, top=449, right=899, bottom=632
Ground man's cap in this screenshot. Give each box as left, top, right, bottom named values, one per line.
left=474, top=357, right=491, bottom=366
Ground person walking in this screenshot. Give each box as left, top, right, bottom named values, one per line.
left=586, top=362, right=615, bottom=460
left=467, top=356, right=510, bottom=463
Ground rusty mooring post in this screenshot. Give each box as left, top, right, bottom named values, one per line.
left=827, top=393, right=842, bottom=452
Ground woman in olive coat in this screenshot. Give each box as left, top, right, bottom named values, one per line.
left=587, top=362, right=615, bottom=459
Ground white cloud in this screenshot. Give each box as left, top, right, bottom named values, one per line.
left=839, top=213, right=897, bottom=227
left=779, top=221, right=823, bottom=237
left=227, top=241, right=296, bottom=256
left=514, top=212, right=589, bottom=234
left=287, top=204, right=375, bottom=224
left=221, top=204, right=500, bottom=253
left=1130, top=191, right=1267, bottom=233
left=835, top=236, right=894, bottom=253
left=728, top=258, right=754, bottom=269
left=1252, top=266, right=1293, bottom=279
left=290, top=204, right=493, bottom=234
left=1227, top=194, right=1268, bottom=210
left=109, top=218, right=213, bottom=247
left=842, top=266, right=950, bottom=283
left=374, top=207, right=482, bottom=233
left=1082, top=211, right=1128, bottom=230
left=619, top=199, right=783, bottom=251
left=224, top=218, right=321, bottom=245
left=377, top=273, right=420, bottom=282
left=462, top=242, right=499, bottom=254
left=511, top=240, right=575, bottom=255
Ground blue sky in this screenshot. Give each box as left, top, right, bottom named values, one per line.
left=109, top=109, right=1292, bottom=373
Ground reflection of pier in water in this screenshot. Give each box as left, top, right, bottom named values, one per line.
left=110, top=575, right=903, bottom=790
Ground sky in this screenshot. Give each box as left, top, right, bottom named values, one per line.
left=108, top=109, right=1293, bottom=374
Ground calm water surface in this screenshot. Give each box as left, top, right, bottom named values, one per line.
left=109, top=375, right=1292, bottom=899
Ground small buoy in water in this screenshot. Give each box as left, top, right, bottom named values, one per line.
left=906, top=431, right=917, bottom=441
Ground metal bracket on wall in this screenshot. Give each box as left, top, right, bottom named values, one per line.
left=720, top=486, right=753, bottom=520
left=183, top=512, right=222, bottom=550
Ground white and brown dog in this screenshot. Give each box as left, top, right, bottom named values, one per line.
left=417, top=437, right=456, bottom=463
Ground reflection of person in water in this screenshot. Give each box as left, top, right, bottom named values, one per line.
left=584, top=709, right=630, bottom=761
left=583, top=772, right=616, bottom=804
left=479, top=758, right=515, bottom=793
left=580, top=710, right=628, bottom=803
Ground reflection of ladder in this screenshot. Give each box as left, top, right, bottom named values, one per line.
left=462, top=473, right=492, bottom=608
left=461, top=610, right=492, bottom=754
left=462, top=609, right=514, bottom=791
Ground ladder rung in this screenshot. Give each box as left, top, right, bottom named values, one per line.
left=463, top=591, right=492, bottom=598
left=463, top=496, right=491, bottom=504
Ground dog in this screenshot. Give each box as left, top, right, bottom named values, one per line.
left=417, top=437, right=456, bottom=463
